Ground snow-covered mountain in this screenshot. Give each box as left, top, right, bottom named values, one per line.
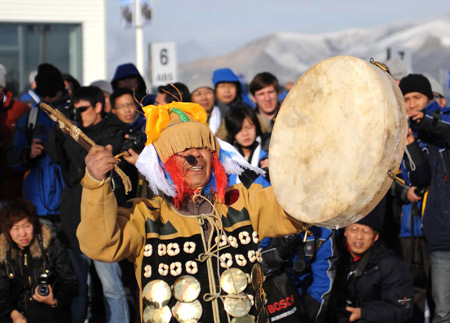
left=178, top=12, right=450, bottom=87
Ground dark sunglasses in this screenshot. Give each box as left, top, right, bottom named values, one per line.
left=76, top=105, right=92, bottom=113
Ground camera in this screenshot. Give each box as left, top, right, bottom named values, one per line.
left=335, top=298, right=361, bottom=323
left=120, top=129, right=146, bottom=154
left=35, top=272, right=52, bottom=296
left=414, top=187, right=427, bottom=198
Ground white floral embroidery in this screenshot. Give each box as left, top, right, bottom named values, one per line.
left=144, top=244, right=153, bottom=257
left=186, top=261, right=198, bottom=275
left=228, top=236, right=238, bottom=248
left=158, top=263, right=169, bottom=276
left=235, top=254, right=247, bottom=267
left=144, top=265, right=152, bottom=278
left=170, top=262, right=182, bottom=276
left=183, top=241, right=196, bottom=254
left=248, top=250, right=256, bottom=263
left=256, top=248, right=263, bottom=263
left=239, top=231, right=251, bottom=245
left=215, top=234, right=228, bottom=247
left=252, top=231, right=259, bottom=244
left=167, top=243, right=180, bottom=256
left=158, top=244, right=167, bottom=256
left=220, top=253, right=233, bottom=268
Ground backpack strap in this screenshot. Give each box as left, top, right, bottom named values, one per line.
left=26, top=107, right=40, bottom=142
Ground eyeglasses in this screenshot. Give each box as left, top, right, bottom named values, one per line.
left=75, top=105, right=92, bottom=113
left=346, top=226, right=375, bottom=237
left=114, top=102, right=136, bottom=110
left=239, top=123, right=255, bottom=133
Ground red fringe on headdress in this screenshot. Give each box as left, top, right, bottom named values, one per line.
left=212, top=153, right=227, bottom=203
left=163, top=153, right=228, bottom=208
left=164, top=155, right=191, bottom=208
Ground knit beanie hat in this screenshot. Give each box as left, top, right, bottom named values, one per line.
left=423, top=73, right=444, bottom=97
left=399, top=74, right=434, bottom=100
left=90, top=80, right=113, bottom=94
left=356, top=197, right=385, bottom=232
left=188, top=74, right=214, bottom=94
left=28, top=70, right=37, bottom=85
left=0, top=64, right=6, bottom=88
left=34, top=63, right=65, bottom=97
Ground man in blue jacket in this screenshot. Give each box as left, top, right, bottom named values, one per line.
left=260, top=227, right=336, bottom=322
left=399, top=73, right=450, bottom=323
left=8, top=63, right=68, bottom=229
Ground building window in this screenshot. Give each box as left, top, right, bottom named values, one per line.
left=0, top=23, right=82, bottom=96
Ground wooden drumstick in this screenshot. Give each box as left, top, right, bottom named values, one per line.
left=39, top=102, right=132, bottom=194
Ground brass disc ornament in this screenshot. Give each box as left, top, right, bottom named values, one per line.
left=220, top=268, right=248, bottom=295
left=172, top=275, right=201, bottom=302
left=143, top=280, right=172, bottom=308
left=143, top=305, right=172, bottom=323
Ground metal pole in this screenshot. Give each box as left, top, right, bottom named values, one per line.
left=135, top=0, right=144, bottom=76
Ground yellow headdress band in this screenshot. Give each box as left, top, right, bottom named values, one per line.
left=143, top=102, right=208, bottom=145
left=142, top=102, right=218, bottom=162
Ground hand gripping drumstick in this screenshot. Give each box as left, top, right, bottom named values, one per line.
left=39, top=102, right=132, bottom=194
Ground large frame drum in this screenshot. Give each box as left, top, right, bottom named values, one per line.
left=269, top=56, right=407, bottom=228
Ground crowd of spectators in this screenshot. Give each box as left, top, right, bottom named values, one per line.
left=0, top=58, right=447, bottom=323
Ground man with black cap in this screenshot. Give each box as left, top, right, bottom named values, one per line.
left=329, top=200, right=413, bottom=323
left=8, top=63, right=69, bottom=227
left=399, top=74, right=450, bottom=323
left=394, top=73, right=435, bottom=322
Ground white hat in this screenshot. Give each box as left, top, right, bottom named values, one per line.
left=0, top=64, right=6, bottom=88
left=187, top=74, right=213, bottom=94
left=90, top=80, right=113, bottom=94
left=424, top=73, right=444, bottom=96
left=28, top=70, right=37, bottom=85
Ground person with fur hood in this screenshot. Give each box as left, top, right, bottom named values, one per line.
left=0, top=199, right=78, bottom=323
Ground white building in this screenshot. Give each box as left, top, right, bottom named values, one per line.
left=0, top=0, right=107, bottom=94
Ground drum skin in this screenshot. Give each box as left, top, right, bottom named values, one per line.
left=269, top=56, right=407, bottom=228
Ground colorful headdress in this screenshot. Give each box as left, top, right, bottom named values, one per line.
left=136, top=102, right=265, bottom=197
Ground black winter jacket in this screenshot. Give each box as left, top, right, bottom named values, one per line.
left=46, top=113, right=138, bottom=250
left=329, top=241, right=413, bottom=323
left=0, top=225, right=78, bottom=323
left=408, top=108, right=450, bottom=252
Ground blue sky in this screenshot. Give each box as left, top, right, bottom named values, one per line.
left=106, top=1, right=450, bottom=76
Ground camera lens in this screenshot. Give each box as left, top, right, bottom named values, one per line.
left=37, top=284, right=50, bottom=296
